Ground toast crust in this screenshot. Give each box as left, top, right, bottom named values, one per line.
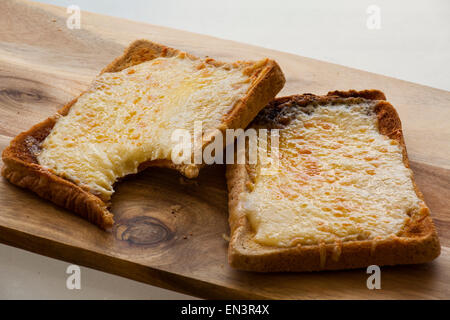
left=226, top=90, right=441, bottom=272
left=1, top=40, right=285, bottom=229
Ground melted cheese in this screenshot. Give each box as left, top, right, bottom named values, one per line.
left=244, top=103, right=424, bottom=247
left=38, top=55, right=252, bottom=198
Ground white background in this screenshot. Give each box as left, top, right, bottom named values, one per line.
left=1, top=0, right=449, bottom=299
left=40, top=0, right=450, bottom=91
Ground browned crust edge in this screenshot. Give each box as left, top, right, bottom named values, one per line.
left=226, top=90, right=441, bottom=272
left=1, top=39, right=285, bottom=229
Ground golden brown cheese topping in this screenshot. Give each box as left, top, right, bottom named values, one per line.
left=243, top=103, right=425, bottom=247
left=37, top=54, right=252, bottom=199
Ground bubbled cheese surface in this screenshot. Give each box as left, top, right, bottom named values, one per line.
left=37, top=55, right=251, bottom=198
left=244, top=103, right=424, bottom=247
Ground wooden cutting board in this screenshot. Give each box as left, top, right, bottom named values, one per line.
left=0, top=0, right=449, bottom=299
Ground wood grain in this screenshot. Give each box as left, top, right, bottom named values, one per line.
left=0, top=0, right=449, bottom=299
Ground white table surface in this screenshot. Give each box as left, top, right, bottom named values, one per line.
left=1, top=0, right=449, bottom=299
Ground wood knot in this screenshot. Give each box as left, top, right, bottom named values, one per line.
left=0, top=88, right=45, bottom=103
left=114, top=216, right=173, bottom=245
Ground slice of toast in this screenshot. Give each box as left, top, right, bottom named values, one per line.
left=226, top=90, right=440, bottom=272
left=1, top=39, right=285, bottom=229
